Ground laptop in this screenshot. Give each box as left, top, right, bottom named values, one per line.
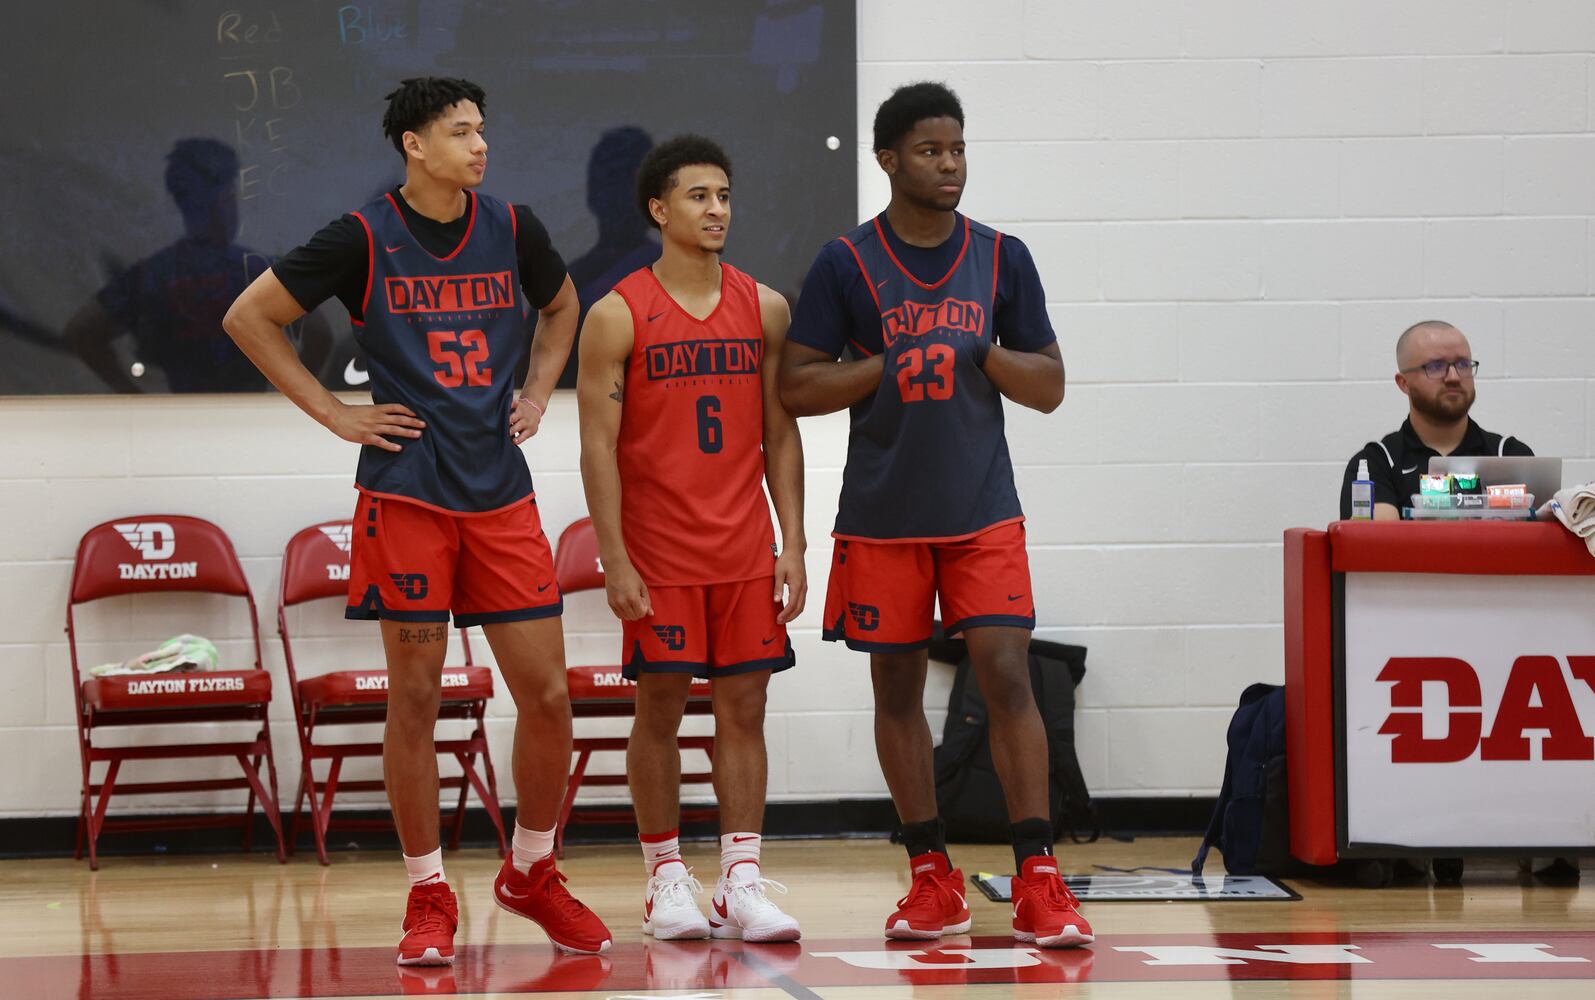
left=1427, top=456, right=1563, bottom=504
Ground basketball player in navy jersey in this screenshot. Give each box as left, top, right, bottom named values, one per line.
left=223, top=77, right=611, bottom=963
left=577, top=135, right=806, bottom=943
left=781, top=82, right=1091, bottom=948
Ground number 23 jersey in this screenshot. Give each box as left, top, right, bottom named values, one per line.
left=613, top=264, right=775, bottom=586
left=834, top=215, right=1022, bottom=541
left=351, top=190, right=531, bottom=514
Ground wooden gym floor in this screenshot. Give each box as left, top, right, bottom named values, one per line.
left=4, top=836, right=1592, bottom=999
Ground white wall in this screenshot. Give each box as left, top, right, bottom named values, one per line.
left=4, top=0, right=1595, bottom=818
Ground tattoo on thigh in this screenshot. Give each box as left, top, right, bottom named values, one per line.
left=396, top=625, right=447, bottom=644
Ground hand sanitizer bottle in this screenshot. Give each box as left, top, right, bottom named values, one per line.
left=1351, top=459, right=1374, bottom=520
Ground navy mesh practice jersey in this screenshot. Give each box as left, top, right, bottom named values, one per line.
left=349, top=190, right=531, bottom=513
left=793, top=214, right=1042, bottom=541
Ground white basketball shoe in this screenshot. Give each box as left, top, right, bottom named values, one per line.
left=642, top=861, right=710, bottom=940
left=709, top=863, right=801, bottom=942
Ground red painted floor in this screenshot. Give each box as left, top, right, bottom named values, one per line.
left=12, top=930, right=1595, bottom=998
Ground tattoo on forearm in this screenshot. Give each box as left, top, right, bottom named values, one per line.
left=608, top=379, right=624, bottom=403
left=396, top=625, right=447, bottom=644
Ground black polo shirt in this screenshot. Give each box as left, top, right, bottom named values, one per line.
left=1338, top=418, right=1533, bottom=519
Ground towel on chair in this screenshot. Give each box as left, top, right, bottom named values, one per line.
left=1539, top=484, right=1595, bottom=557
left=90, top=634, right=219, bottom=677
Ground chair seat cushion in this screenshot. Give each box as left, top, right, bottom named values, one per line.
left=299, top=667, right=492, bottom=707
left=83, top=670, right=271, bottom=711
left=566, top=664, right=710, bottom=703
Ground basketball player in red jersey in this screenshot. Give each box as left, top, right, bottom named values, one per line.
left=781, top=83, right=1091, bottom=947
left=222, top=78, right=610, bottom=962
left=577, top=135, right=806, bottom=942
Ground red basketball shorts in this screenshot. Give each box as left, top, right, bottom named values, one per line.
left=822, top=520, right=1035, bottom=652
left=621, top=576, right=795, bottom=680
left=344, top=491, right=561, bottom=628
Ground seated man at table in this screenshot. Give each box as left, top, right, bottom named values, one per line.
left=1339, top=320, right=1533, bottom=521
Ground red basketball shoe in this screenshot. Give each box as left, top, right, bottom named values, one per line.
left=884, top=852, right=971, bottom=940
left=493, top=855, right=613, bottom=954
left=1012, top=856, right=1093, bottom=947
left=396, top=881, right=458, bottom=966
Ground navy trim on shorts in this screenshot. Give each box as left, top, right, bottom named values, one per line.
left=344, top=606, right=452, bottom=623
left=454, top=601, right=564, bottom=628
left=823, top=628, right=933, bottom=654
left=623, top=638, right=797, bottom=681
left=943, top=613, right=1036, bottom=636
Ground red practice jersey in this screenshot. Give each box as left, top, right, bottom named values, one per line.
left=613, top=264, right=775, bottom=586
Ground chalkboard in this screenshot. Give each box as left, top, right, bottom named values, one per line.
left=0, top=0, right=856, bottom=395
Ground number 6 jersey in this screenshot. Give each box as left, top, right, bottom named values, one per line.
left=612, top=264, right=775, bottom=587
left=349, top=190, right=532, bottom=514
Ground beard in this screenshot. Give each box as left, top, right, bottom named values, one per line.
left=1411, top=384, right=1475, bottom=422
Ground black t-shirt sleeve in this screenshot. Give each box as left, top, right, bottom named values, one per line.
left=1340, top=443, right=1400, bottom=520
left=273, top=215, right=370, bottom=317
left=993, top=235, right=1056, bottom=352
left=787, top=244, right=852, bottom=359
left=513, top=205, right=567, bottom=310
left=1503, top=436, right=1535, bottom=457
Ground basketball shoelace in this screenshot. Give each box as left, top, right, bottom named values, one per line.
left=1028, top=870, right=1083, bottom=913
left=648, top=869, right=705, bottom=909
left=405, top=886, right=458, bottom=935
left=724, top=875, right=790, bottom=920
left=533, top=866, right=596, bottom=922
left=896, top=868, right=954, bottom=912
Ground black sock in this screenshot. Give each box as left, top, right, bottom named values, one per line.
left=1011, top=816, right=1054, bottom=871
left=899, top=817, right=947, bottom=861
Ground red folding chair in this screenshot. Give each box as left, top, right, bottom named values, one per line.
left=66, top=515, right=286, bottom=869
left=277, top=520, right=507, bottom=864
left=553, top=517, right=717, bottom=855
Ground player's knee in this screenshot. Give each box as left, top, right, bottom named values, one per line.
left=712, top=683, right=767, bottom=733
left=385, top=676, right=442, bottom=723
left=874, top=685, right=922, bottom=721
left=977, top=666, right=1036, bottom=722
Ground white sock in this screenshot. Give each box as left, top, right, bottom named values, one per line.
left=641, top=827, right=683, bottom=874
left=404, top=847, right=445, bottom=887
left=721, top=832, right=762, bottom=883
left=512, top=823, right=555, bottom=875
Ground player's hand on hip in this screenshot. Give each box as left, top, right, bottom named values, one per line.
left=773, top=549, right=807, bottom=625
left=605, top=561, right=652, bottom=621
left=328, top=400, right=425, bottom=452
left=509, top=396, right=544, bottom=445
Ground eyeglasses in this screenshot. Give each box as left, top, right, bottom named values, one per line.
left=1401, top=359, right=1480, bottom=380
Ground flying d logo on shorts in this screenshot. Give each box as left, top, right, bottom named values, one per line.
left=650, top=624, right=687, bottom=651
left=388, top=573, right=429, bottom=601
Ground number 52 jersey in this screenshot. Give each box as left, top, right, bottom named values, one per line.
left=612, top=264, right=775, bottom=587
left=350, top=191, right=532, bottom=514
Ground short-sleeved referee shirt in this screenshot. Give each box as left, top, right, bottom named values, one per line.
left=1338, top=417, right=1533, bottom=519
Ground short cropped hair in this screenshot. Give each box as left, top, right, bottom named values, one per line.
left=381, top=77, right=487, bottom=160
left=634, top=134, right=732, bottom=228
left=873, top=81, right=965, bottom=152
left=1396, top=320, right=1458, bottom=364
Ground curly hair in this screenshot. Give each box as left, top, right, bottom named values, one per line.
left=873, top=81, right=964, bottom=152
left=634, top=134, right=732, bottom=228
left=381, top=77, right=487, bottom=160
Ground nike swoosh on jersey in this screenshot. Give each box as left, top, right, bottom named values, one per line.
left=647, top=310, right=667, bottom=322
left=537, top=582, right=552, bottom=593
left=385, top=243, right=404, bottom=253
left=1007, top=594, right=1024, bottom=601
left=760, top=636, right=777, bottom=646
left=343, top=358, right=370, bottom=386
left=1402, top=465, right=1420, bottom=474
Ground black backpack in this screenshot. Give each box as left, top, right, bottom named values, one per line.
left=1192, top=682, right=1293, bottom=876
left=929, top=635, right=1100, bottom=844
